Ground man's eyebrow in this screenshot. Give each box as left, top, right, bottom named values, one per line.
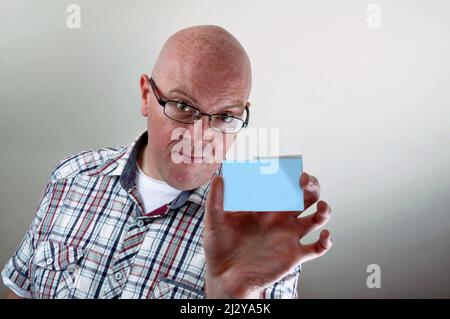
left=168, top=87, right=245, bottom=113
left=215, top=104, right=245, bottom=113
left=168, top=88, right=199, bottom=105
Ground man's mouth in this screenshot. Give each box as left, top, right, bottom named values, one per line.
left=172, top=150, right=204, bottom=163
left=183, top=154, right=203, bottom=162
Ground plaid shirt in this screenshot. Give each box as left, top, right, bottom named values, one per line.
left=2, top=130, right=301, bottom=299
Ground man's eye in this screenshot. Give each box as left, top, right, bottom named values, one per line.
left=176, top=102, right=192, bottom=112
left=218, top=114, right=234, bottom=123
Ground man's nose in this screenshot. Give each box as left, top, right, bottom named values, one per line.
left=188, top=115, right=216, bottom=151
left=189, top=115, right=210, bottom=137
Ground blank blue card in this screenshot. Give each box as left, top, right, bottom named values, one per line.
left=222, top=155, right=303, bottom=212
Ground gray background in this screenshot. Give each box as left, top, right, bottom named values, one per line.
left=1, top=0, right=449, bottom=298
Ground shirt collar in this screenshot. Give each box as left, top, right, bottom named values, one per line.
left=88, top=129, right=221, bottom=208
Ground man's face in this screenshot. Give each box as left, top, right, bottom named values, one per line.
left=140, top=71, right=249, bottom=190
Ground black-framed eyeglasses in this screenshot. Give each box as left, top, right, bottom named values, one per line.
left=147, top=76, right=250, bottom=134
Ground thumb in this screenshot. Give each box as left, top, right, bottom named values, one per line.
left=205, top=175, right=225, bottom=226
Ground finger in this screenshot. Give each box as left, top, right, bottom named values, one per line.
left=298, top=229, right=332, bottom=264
left=300, top=172, right=320, bottom=211
left=296, top=201, right=332, bottom=237
left=205, top=175, right=225, bottom=226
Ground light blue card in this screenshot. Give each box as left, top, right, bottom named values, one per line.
left=222, top=155, right=303, bottom=212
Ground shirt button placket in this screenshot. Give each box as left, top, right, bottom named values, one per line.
left=137, top=220, right=145, bottom=228
left=114, top=271, right=124, bottom=282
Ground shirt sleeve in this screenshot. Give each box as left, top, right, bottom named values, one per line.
left=1, top=179, right=55, bottom=298
left=262, top=264, right=302, bottom=299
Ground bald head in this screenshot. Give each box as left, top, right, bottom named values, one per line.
left=151, top=25, right=252, bottom=107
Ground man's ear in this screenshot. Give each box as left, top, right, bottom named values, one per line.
left=140, top=74, right=150, bottom=117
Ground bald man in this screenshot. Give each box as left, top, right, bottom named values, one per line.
left=2, top=25, right=332, bottom=299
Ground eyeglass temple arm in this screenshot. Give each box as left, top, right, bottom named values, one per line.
left=243, top=104, right=250, bottom=128
left=148, top=76, right=165, bottom=105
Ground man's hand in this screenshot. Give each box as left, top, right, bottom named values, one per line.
left=203, top=172, right=332, bottom=298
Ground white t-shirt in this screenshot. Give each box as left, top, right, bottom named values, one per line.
left=135, top=161, right=182, bottom=214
